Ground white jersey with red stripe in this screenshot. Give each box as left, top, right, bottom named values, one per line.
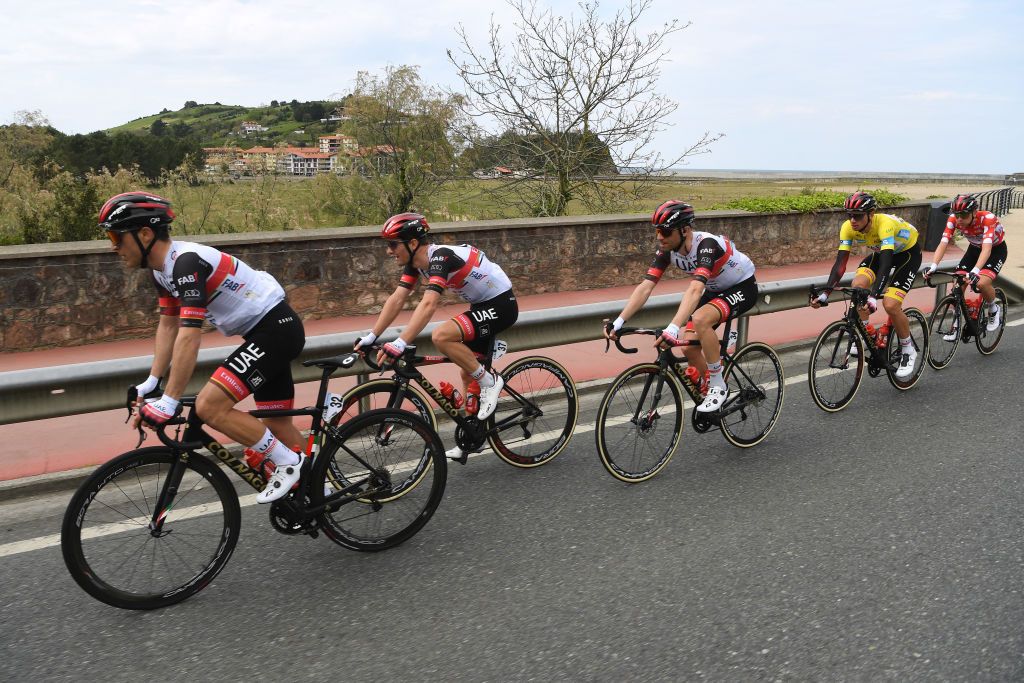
left=645, top=232, right=755, bottom=292
left=399, top=243, right=513, bottom=304
left=152, top=240, right=285, bottom=337
left=942, top=210, right=1005, bottom=247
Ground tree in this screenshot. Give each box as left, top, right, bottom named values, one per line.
left=150, top=119, right=167, bottom=136
left=183, top=100, right=199, bottom=109
left=337, top=64, right=464, bottom=218
left=448, top=0, right=722, bottom=216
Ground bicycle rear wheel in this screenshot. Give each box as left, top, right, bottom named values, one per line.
left=333, top=379, right=436, bottom=430
left=313, top=408, right=446, bottom=552
left=927, top=295, right=961, bottom=370
left=487, top=356, right=578, bottom=467
left=595, top=364, right=683, bottom=483
left=886, top=307, right=929, bottom=390
left=61, top=447, right=240, bottom=610
left=975, top=288, right=1007, bottom=355
left=720, top=342, right=785, bottom=448
left=808, top=321, right=864, bottom=412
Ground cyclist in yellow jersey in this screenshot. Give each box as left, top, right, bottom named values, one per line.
left=809, top=192, right=922, bottom=379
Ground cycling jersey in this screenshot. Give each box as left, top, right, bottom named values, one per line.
left=152, top=240, right=286, bottom=337
left=645, top=232, right=756, bottom=292
left=398, top=244, right=513, bottom=304
left=942, top=210, right=1005, bottom=247
left=838, top=213, right=918, bottom=253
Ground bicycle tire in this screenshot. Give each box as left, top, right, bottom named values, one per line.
left=808, top=320, right=864, bottom=412
left=61, top=447, right=240, bottom=610
left=975, top=288, right=1007, bottom=355
left=595, top=363, right=684, bottom=483
left=927, top=295, right=961, bottom=370
left=312, top=408, right=446, bottom=552
left=719, top=342, right=785, bottom=448
left=487, top=356, right=578, bottom=468
left=886, top=307, right=929, bottom=390
left=333, top=379, right=437, bottom=430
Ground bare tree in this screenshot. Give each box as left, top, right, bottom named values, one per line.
left=448, top=0, right=722, bottom=216
left=339, top=65, right=465, bottom=218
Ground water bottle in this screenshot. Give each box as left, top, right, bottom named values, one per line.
left=439, top=381, right=465, bottom=409
left=465, top=380, right=480, bottom=416
left=875, top=322, right=891, bottom=349
left=684, top=367, right=709, bottom=396
left=244, top=448, right=276, bottom=478
left=967, top=298, right=981, bottom=320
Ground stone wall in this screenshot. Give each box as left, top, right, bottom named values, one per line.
left=0, top=204, right=931, bottom=351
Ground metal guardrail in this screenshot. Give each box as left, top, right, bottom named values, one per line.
left=0, top=260, right=1010, bottom=425
left=972, top=187, right=1019, bottom=216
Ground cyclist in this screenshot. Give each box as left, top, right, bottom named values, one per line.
left=603, top=200, right=757, bottom=413
left=355, top=213, right=518, bottom=457
left=924, top=193, right=1007, bottom=336
left=101, top=192, right=306, bottom=504
left=810, top=191, right=921, bottom=379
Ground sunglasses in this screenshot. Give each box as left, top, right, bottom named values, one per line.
left=847, top=212, right=867, bottom=220
left=954, top=211, right=973, bottom=219
left=105, top=228, right=123, bottom=246
left=385, top=240, right=401, bottom=250
left=655, top=226, right=677, bottom=237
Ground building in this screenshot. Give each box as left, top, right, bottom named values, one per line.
left=277, top=149, right=337, bottom=176
left=318, top=134, right=358, bottom=155
left=240, top=121, right=268, bottom=134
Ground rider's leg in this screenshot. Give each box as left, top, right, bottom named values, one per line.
left=977, top=273, right=996, bottom=304
left=693, top=304, right=724, bottom=388
left=433, top=319, right=481, bottom=384
left=195, top=384, right=300, bottom=466
left=882, top=291, right=910, bottom=339
left=852, top=272, right=873, bottom=322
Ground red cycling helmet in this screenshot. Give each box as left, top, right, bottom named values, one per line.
left=651, top=200, right=696, bottom=230
left=98, top=192, right=175, bottom=233
left=950, top=194, right=978, bottom=214
left=381, top=212, right=429, bottom=242
left=844, top=191, right=877, bottom=213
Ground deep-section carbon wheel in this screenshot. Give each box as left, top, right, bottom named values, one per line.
left=975, top=288, right=1007, bottom=355
left=720, top=342, right=785, bottom=448
left=927, top=295, right=960, bottom=370
left=808, top=320, right=864, bottom=412
left=61, top=447, right=240, bottom=610
left=886, top=307, right=929, bottom=390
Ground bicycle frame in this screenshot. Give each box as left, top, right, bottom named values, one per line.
left=929, top=271, right=984, bottom=339
left=812, top=286, right=893, bottom=372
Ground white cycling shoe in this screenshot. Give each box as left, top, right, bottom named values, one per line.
left=476, top=373, right=504, bottom=420
left=446, top=445, right=469, bottom=464
left=942, top=323, right=959, bottom=342
left=696, top=385, right=728, bottom=413
left=256, top=456, right=304, bottom=504
left=894, top=347, right=917, bottom=379
left=986, top=306, right=1002, bottom=332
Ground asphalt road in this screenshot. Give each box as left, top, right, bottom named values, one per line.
left=2, top=319, right=1023, bottom=681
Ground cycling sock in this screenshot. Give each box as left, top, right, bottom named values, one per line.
left=473, top=365, right=495, bottom=388
left=990, top=301, right=1000, bottom=313
left=899, top=336, right=912, bottom=348
left=250, top=428, right=301, bottom=467
left=707, top=361, right=726, bottom=390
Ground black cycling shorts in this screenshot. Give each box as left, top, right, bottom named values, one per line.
left=958, top=241, right=1007, bottom=280
left=858, top=244, right=922, bottom=301
left=210, top=301, right=305, bottom=409
left=452, top=289, right=519, bottom=354
left=699, top=275, right=757, bottom=324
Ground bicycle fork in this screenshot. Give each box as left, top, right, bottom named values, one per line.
left=632, top=372, right=668, bottom=431
left=149, top=452, right=191, bottom=536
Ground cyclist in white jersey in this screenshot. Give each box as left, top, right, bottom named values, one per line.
left=101, top=192, right=306, bottom=503
left=355, top=213, right=518, bottom=433
left=604, top=201, right=757, bottom=413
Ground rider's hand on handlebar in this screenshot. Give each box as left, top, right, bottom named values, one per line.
left=968, top=268, right=981, bottom=292
left=603, top=317, right=624, bottom=340
left=354, top=332, right=377, bottom=353
left=377, top=338, right=406, bottom=366
left=809, top=291, right=828, bottom=309
left=924, top=263, right=937, bottom=281
left=138, top=395, right=181, bottom=430
left=655, top=323, right=680, bottom=348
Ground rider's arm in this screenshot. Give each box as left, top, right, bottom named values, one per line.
left=161, top=326, right=202, bottom=399
left=614, top=279, right=657, bottom=327
left=870, top=249, right=893, bottom=298
left=824, top=251, right=850, bottom=291
left=669, top=279, right=707, bottom=329
left=397, top=289, right=442, bottom=344
left=149, top=314, right=179, bottom=379
left=370, top=285, right=414, bottom=337
left=973, top=242, right=993, bottom=273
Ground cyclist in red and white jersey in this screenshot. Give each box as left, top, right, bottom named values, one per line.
left=355, top=213, right=518, bottom=445
left=925, top=193, right=1007, bottom=333
left=604, top=201, right=758, bottom=413
left=101, top=192, right=306, bottom=503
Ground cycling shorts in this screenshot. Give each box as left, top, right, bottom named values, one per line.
left=958, top=242, right=1007, bottom=281
left=857, top=244, right=922, bottom=302
left=209, top=301, right=305, bottom=409
left=452, top=289, right=519, bottom=354
left=698, top=275, right=757, bottom=325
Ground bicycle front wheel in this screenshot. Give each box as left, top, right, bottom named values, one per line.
left=975, top=288, right=1007, bottom=355
left=595, top=363, right=684, bottom=483
left=61, top=447, right=240, bottom=610
left=927, top=295, right=961, bottom=370
left=808, top=321, right=864, bottom=412
left=487, top=356, right=578, bottom=467
left=886, top=307, right=929, bottom=390
left=313, top=408, right=446, bottom=552
left=720, top=342, right=785, bottom=448
left=333, top=379, right=437, bottom=430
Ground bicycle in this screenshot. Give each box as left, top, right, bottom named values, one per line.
left=333, top=340, right=578, bottom=468
left=61, top=354, right=447, bottom=610
left=925, top=269, right=1007, bottom=369
left=807, top=285, right=929, bottom=412
left=595, top=317, right=785, bottom=483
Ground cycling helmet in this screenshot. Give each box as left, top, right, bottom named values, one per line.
left=950, top=194, right=978, bottom=214
left=843, top=191, right=877, bottom=213
left=98, top=192, right=175, bottom=233
left=651, top=200, right=696, bottom=230
left=381, top=212, right=429, bottom=242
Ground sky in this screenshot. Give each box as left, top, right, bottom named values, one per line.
left=1, top=0, right=1021, bottom=174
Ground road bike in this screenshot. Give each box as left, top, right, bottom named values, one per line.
left=61, top=353, right=446, bottom=610
left=595, top=317, right=785, bottom=483
left=334, top=341, right=578, bottom=467
left=807, top=285, right=929, bottom=412
left=925, top=270, right=1007, bottom=369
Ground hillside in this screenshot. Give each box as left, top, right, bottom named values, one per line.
left=105, top=100, right=342, bottom=149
